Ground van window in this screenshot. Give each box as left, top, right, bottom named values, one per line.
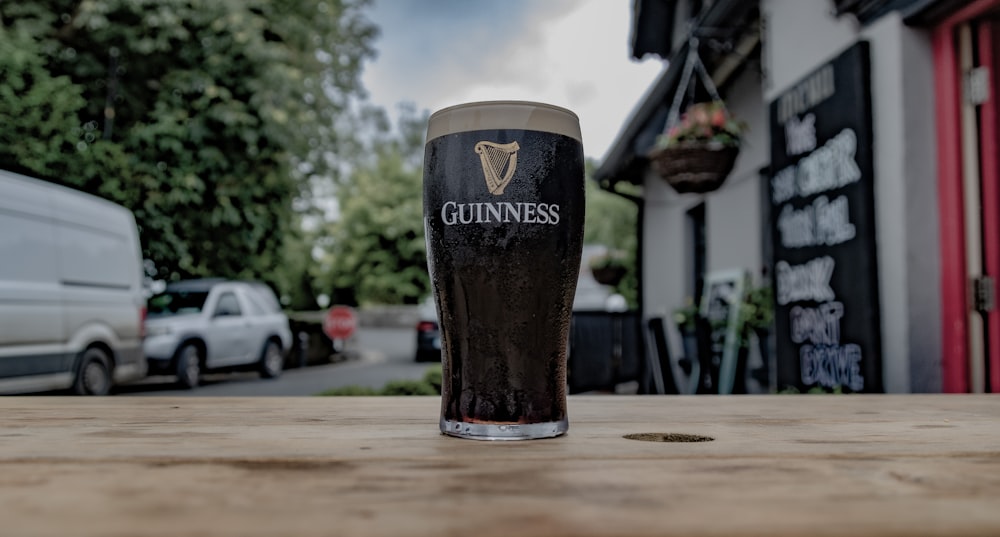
left=0, top=210, right=58, bottom=282
left=56, top=226, right=133, bottom=289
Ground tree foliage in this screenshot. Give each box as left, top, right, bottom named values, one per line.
left=584, top=159, right=640, bottom=307
left=0, top=1, right=377, bottom=286
left=322, top=104, right=429, bottom=306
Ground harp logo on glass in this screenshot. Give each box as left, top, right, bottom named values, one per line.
left=438, top=139, right=561, bottom=226
left=475, top=140, right=519, bottom=195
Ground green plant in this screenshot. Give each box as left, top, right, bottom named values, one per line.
left=317, top=366, right=443, bottom=396
left=655, top=101, right=747, bottom=150
left=737, top=284, right=774, bottom=348
left=739, top=285, right=774, bottom=333
left=316, top=385, right=380, bottom=396
left=422, top=365, right=442, bottom=394
left=672, top=297, right=699, bottom=333
left=380, top=379, right=439, bottom=396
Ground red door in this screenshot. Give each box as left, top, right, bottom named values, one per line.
left=935, top=1, right=1000, bottom=393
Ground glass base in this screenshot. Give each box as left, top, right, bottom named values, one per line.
left=440, top=418, right=568, bottom=441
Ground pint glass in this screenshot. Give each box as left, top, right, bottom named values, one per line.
left=423, top=101, right=585, bottom=440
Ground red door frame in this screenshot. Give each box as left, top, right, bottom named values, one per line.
left=933, top=0, right=1000, bottom=393
left=980, top=20, right=1000, bottom=392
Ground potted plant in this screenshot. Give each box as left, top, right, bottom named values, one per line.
left=647, top=100, right=746, bottom=194
left=589, top=250, right=629, bottom=286
left=672, top=297, right=700, bottom=373
left=738, top=283, right=774, bottom=389
left=738, top=284, right=774, bottom=346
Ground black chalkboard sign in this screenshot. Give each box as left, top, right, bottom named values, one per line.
left=767, top=41, right=883, bottom=393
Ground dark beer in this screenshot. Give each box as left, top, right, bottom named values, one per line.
left=423, top=101, right=584, bottom=440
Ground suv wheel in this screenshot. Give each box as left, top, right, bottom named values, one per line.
left=259, top=341, right=284, bottom=379
left=73, top=347, right=112, bottom=396
left=176, top=344, right=201, bottom=389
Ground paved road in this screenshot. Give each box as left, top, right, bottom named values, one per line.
left=117, top=327, right=439, bottom=397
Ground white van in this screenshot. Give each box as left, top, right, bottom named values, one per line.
left=0, top=169, right=146, bottom=394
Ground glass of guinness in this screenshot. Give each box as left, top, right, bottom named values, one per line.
left=423, top=101, right=585, bottom=440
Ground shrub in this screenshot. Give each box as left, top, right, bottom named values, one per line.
left=317, top=365, right=443, bottom=396
left=380, top=379, right=438, bottom=396
left=317, top=385, right=380, bottom=396
left=422, top=365, right=442, bottom=394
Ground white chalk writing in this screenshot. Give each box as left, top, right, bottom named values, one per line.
left=777, top=65, right=835, bottom=125
left=776, top=257, right=836, bottom=306
left=785, top=113, right=817, bottom=156
left=790, top=302, right=844, bottom=345
left=771, top=166, right=797, bottom=205
left=797, top=129, right=861, bottom=196
left=777, top=195, right=855, bottom=249
left=770, top=129, right=862, bottom=204
left=777, top=203, right=814, bottom=248
left=814, top=195, right=855, bottom=245
left=800, top=343, right=864, bottom=391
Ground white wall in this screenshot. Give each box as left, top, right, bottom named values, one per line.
left=707, top=72, right=768, bottom=278
left=642, top=162, right=699, bottom=368
left=894, top=15, right=941, bottom=393
left=763, top=0, right=859, bottom=102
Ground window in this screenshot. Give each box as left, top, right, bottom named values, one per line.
left=686, top=203, right=707, bottom=301
left=214, top=292, right=242, bottom=317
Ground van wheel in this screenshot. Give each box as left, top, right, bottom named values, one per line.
left=73, top=348, right=112, bottom=396
left=259, top=341, right=284, bottom=379
left=176, top=344, right=202, bottom=389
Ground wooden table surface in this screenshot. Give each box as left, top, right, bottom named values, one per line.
left=1, top=394, right=998, bottom=536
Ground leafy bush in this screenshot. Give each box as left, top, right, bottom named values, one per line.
left=317, top=365, right=443, bottom=396
left=422, top=365, right=442, bottom=393
left=380, top=379, right=438, bottom=396
left=316, top=385, right=380, bottom=396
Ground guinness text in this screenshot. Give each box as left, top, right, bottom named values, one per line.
left=441, top=201, right=561, bottom=226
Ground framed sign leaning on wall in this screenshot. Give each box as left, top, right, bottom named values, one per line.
left=700, top=269, right=748, bottom=394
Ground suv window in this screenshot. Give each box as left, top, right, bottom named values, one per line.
left=248, top=284, right=282, bottom=313
left=214, top=292, right=242, bottom=317
left=148, top=290, right=209, bottom=317
left=242, top=291, right=266, bottom=316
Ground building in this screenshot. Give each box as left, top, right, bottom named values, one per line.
left=597, top=0, right=1000, bottom=393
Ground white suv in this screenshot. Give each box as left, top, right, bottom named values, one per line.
left=144, top=279, right=292, bottom=389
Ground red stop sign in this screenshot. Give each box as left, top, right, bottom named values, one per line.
left=323, top=306, right=357, bottom=340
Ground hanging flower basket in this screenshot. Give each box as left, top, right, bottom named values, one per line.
left=589, top=250, right=629, bottom=286
left=592, top=265, right=627, bottom=286
left=648, top=143, right=740, bottom=194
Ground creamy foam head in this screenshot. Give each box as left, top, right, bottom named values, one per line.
left=426, top=101, right=582, bottom=144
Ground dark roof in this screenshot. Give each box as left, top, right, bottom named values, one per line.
left=630, top=0, right=679, bottom=61
left=595, top=0, right=758, bottom=188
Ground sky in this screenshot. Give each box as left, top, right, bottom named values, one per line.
left=359, top=0, right=665, bottom=161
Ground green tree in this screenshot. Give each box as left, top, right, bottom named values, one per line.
left=0, top=7, right=129, bottom=191
left=0, top=1, right=377, bottom=286
left=584, top=159, right=640, bottom=307
left=322, top=104, right=430, bottom=306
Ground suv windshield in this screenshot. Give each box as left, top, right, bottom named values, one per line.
left=148, top=290, right=210, bottom=317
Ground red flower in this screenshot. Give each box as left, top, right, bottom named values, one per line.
left=711, top=109, right=726, bottom=127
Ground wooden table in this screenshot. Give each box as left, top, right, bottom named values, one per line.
left=1, top=395, right=998, bottom=536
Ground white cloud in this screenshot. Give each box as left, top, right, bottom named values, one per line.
left=361, top=0, right=664, bottom=160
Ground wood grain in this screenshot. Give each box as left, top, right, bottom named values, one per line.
left=0, top=395, right=997, bottom=536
